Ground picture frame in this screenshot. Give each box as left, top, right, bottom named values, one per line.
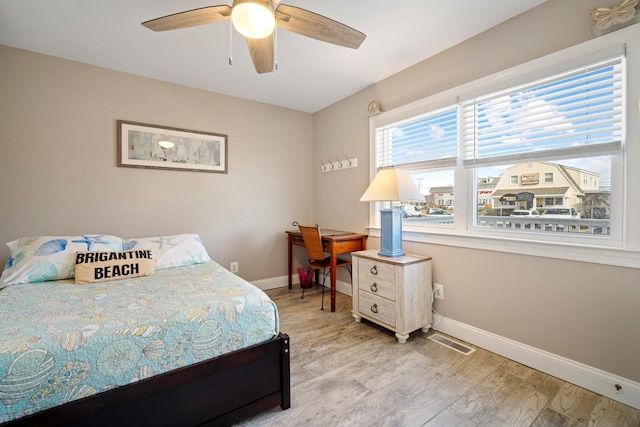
left=117, top=120, right=228, bottom=173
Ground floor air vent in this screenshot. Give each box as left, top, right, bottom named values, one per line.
left=428, top=333, right=476, bottom=356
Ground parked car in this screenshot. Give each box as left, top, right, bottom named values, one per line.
left=401, top=205, right=422, bottom=217
left=510, top=209, right=540, bottom=217
left=540, top=207, right=581, bottom=218
left=427, top=208, right=452, bottom=215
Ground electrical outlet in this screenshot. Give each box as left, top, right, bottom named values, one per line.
left=230, top=262, right=238, bottom=273
left=433, top=283, right=444, bottom=300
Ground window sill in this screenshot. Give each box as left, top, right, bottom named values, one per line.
left=365, top=226, right=640, bottom=269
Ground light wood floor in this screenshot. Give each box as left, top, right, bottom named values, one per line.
left=238, top=285, right=640, bottom=427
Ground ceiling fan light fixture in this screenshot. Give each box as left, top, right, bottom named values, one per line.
left=231, top=0, right=276, bottom=39
left=158, top=140, right=175, bottom=149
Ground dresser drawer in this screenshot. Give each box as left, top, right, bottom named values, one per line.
left=358, top=258, right=395, bottom=282
left=352, top=251, right=432, bottom=343
left=358, top=276, right=396, bottom=301
left=358, top=291, right=395, bottom=327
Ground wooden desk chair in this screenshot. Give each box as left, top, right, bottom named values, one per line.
left=298, top=224, right=352, bottom=310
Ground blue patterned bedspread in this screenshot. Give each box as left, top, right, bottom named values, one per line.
left=0, top=261, right=279, bottom=423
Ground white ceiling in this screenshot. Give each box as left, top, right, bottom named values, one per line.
left=0, top=0, right=547, bottom=113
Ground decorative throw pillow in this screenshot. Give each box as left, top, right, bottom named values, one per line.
left=74, top=249, right=155, bottom=284
left=1, top=235, right=123, bottom=288
left=122, top=234, right=211, bottom=270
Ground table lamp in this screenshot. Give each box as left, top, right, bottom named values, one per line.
left=360, top=167, right=424, bottom=257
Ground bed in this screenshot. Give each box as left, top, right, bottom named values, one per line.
left=0, top=234, right=290, bottom=426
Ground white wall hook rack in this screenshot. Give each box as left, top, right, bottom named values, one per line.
left=321, top=156, right=358, bottom=173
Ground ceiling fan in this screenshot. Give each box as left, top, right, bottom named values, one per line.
left=142, top=0, right=366, bottom=74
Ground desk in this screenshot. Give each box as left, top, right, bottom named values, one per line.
left=286, top=229, right=367, bottom=312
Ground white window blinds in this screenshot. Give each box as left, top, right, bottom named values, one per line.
left=375, top=106, right=458, bottom=170
left=462, top=55, right=624, bottom=167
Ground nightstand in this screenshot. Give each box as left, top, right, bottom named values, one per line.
left=351, top=250, right=432, bottom=343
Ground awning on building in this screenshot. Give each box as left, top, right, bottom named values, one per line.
left=491, top=187, right=569, bottom=197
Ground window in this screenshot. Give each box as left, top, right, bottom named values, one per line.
left=367, top=28, right=640, bottom=267
left=375, top=106, right=457, bottom=170
left=543, top=197, right=565, bottom=207
left=462, top=55, right=622, bottom=236
left=373, top=54, right=622, bottom=235
left=374, top=106, right=457, bottom=227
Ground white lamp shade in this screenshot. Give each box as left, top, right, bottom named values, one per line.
left=360, top=167, right=422, bottom=257
left=360, top=168, right=423, bottom=202
left=231, top=0, right=276, bottom=39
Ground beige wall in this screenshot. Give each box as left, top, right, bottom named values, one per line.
left=0, top=44, right=313, bottom=282
left=314, top=0, right=640, bottom=384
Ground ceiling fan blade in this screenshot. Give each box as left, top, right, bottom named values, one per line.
left=142, top=5, right=232, bottom=32
left=246, top=36, right=275, bottom=74
left=275, top=4, right=365, bottom=49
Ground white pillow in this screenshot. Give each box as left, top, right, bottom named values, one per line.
left=1, top=235, right=123, bottom=288
left=122, top=234, right=211, bottom=270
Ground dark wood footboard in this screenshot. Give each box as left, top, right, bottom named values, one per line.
left=3, top=333, right=290, bottom=427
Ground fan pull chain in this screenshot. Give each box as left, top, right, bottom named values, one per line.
left=228, top=19, right=233, bottom=66
left=274, top=26, right=278, bottom=71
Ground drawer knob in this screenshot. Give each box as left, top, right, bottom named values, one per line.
left=370, top=283, right=378, bottom=292
left=370, top=304, right=378, bottom=314
left=370, top=265, right=378, bottom=275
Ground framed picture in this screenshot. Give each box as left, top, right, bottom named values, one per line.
left=117, top=120, right=228, bottom=173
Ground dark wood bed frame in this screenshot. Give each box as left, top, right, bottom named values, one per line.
left=3, top=333, right=290, bottom=427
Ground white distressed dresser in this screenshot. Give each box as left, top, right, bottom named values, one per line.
left=351, top=250, right=432, bottom=343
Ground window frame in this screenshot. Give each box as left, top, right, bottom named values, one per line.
left=366, top=24, right=640, bottom=269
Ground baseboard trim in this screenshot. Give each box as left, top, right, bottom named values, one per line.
left=250, top=275, right=287, bottom=291
left=433, top=313, right=640, bottom=410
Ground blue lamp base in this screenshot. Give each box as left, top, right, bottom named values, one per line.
left=378, top=207, right=405, bottom=257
